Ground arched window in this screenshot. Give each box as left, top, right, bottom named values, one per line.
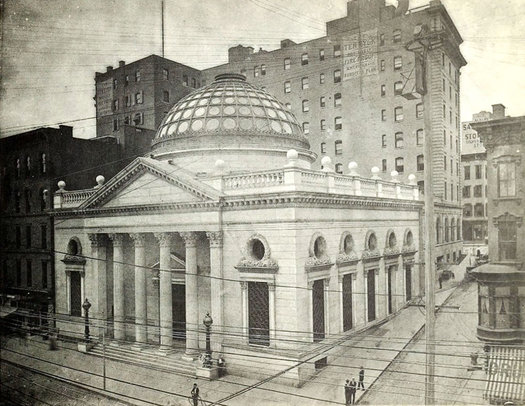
left=417, top=154, right=424, bottom=171
left=388, top=231, right=397, bottom=248
left=40, top=153, right=47, bottom=174
left=367, top=232, right=378, bottom=251
left=416, top=129, right=424, bottom=145
left=342, top=233, right=354, bottom=254
left=40, top=188, right=47, bottom=211
left=436, top=218, right=442, bottom=244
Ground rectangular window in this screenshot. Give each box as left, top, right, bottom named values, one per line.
left=112, top=99, right=119, bottom=111
left=319, top=73, right=325, bottom=84
left=162, top=68, right=169, bottom=80
left=192, top=77, right=197, bottom=88
left=113, top=78, right=117, bottom=89
left=261, top=65, right=266, bottom=76
left=319, top=49, right=325, bottom=61
left=395, top=157, right=404, bottom=173
left=320, top=96, right=326, bottom=108
left=163, top=90, right=169, bottom=103
left=301, top=53, right=309, bottom=66
left=382, top=159, right=387, bottom=172
left=135, top=70, right=141, bottom=81
left=254, top=66, right=259, bottom=77
left=416, top=103, right=424, bottom=119
left=183, top=75, right=188, bottom=86
left=284, top=58, right=290, bottom=70
left=463, top=186, right=471, bottom=198
left=302, top=100, right=309, bottom=112
left=393, top=29, right=401, bottom=43
left=380, top=33, right=385, bottom=46
left=474, top=185, right=482, bottom=197
left=464, top=165, right=471, bottom=180
left=41, top=225, right=47, bottom=249
left=248, top=281, right=270, bottom=346
left=284, top=81, right=291, bottom=93
left=135, top=92, right=143, bottom=104
left=335, top=140, right=343, bottom=155
left=394, top=106, right=403, bottom=121
left=498, top=162, right=516, bottom=197
left=26, top=260, right=32, bottom=287
left=416, top=129, right=424, bottom=146
left=26, top=225, right=31, bottom=248
left=320, top=119, right=326, bottom=131
left=417, top=155, right=424, bottom=171
left=498, top=219, right=517, bottom=260
left=382, top=134, right=387, bottom=148
left=381, top=84, right=386, bottom=97
left=394, top=56, right=402, bottom=70
left=312, top=279, right=325, bottom=342
left=395, top=132, right=404, bottom=148
left=133, top=112, right=144, bottom=125
left=380, top=59, right=385, bottom=71
left=333, top=70, right=341, bottom=83
left=444, top=181, right=448, bottom=199
left=125, top=75, right=129, bottom=86
left=334, top=116, right=342, bottom=130
left=320, top=143, right=326, bottom=154
left=42, top=261, right=48, bottom=289
left=394, top=81, right=403, bottom=96
left=381, top=109, right=386, bottom=121
left=302, top=77, right=309, bottom=90
left=333, top=45, right=341, bottom=58
left=125, top=95, right=131, bottom=107
left=334, top=93, right=342, bottom=107
left=444, top=156, right=447, bottom=171
left=475, top=164, right=482, bottom=179
left=303, top=122, right=310, bottom=135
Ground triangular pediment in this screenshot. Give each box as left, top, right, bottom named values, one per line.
left=80, top=157, right=222, bottom=209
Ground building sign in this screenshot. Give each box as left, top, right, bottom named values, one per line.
left=343, top=28, right=378, bottom=81
left=96, top=78, right=114, bottom=118
left=462, top=122, right=486, bottom=154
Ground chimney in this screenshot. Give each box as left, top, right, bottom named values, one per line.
left=119, top=60, right=125, bottom=68
left=106, top=66, right=113, bottom=72
left=492, top=104, right=506, bottom=119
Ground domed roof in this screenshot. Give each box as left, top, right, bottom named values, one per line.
left=151, top=73, right=309, bottom=156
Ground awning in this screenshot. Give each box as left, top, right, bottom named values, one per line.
left=0, top=305, right=18, bottom=318
left=485, top=346, right=525, bottom=404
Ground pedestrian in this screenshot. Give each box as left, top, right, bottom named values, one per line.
left=218, top=354, right=226, bottom=377
left=349, top=377, right=357, bottom=404
left=191, top=383, right=199, bottom=406
left=438, top=273, right=443, bottom=289
left=358, top=366, right=365, bottom=390
left=344, top=379, right=351, bottom=405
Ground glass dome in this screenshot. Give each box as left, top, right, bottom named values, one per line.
left=151, top=73, right=309, bottom=155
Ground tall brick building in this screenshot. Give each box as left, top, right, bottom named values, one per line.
left=202, top=0, right=466, bottom=265
left=95, top=55, right=201, bottom=151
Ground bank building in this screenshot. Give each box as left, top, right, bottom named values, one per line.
left=53, top=73, right=423, bottom=384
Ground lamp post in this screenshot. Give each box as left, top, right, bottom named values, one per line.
left=203, top=312, right=213, bottom=368
left=82, top=299, right=92, bottom=342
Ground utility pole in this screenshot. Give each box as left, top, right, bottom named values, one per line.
left=404, top=25, right=440, bottom=405
left=161, top=0, right=165, bottom=58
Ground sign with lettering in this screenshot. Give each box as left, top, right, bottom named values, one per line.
left=462, top=122, right=486, bottom=154
left=96, top=78, right=114, bottom=118
left=343, top=28, right=378, bottom=81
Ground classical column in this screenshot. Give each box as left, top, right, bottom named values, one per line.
left=351, top=273, right=357, bottom=329
left=108, top=233, right=126, bottom=342
left=88, top=234, right=108, bottom=327
left=129, top=233, right=147, bottom=345
left=324, top=278, right=330, bottom=337
left=240, top=281, right=248, bottom=343
left=338, top=275, right=344, bottom=333
left=154, top=232, right=173, bottom=350
left=308, top=280, right=314, bottom=342
left=180, top=232, right=199, bottom=357
left=268, top=283, right=276, bottom=345
left=374, top=269, right=380, bottom=321
left=206, top=231, right=223, bottom=353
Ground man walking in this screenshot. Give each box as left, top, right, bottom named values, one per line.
left=191, top=383, right=199, bottom=406
left=344, top=379, right=351, bottom=405
left=349, top=377, right=357, bottom=404
left=358, top=366, right=365, bottom=390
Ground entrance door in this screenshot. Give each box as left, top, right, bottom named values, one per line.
left=172, top=284, right=186, bottom=341
left=70, top=272, right=82, bottom=317
left=367, top=270, right=376, bottom=322
left=405, top=265, right=412, bottom=301
left=248, top=282, right=269, bottom=346
left=342, top=274, right=353, bottom=331
left=312, top=279, right=325, bottom=342
left=387, top=266, right=393, bottom=315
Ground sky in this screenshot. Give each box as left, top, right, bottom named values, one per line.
left=1, top=0, right=525, bottom=139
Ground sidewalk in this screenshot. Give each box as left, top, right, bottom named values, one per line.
left=1, top=283, right=461, bottom=406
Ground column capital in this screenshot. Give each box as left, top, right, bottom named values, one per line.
left=240, top=281, right=248, bottom=290
left=154, top=232, right=172, bottom=248
left=129, top=233, right=147, bottom=247
left=206, top=231, right=223, bottom=247
left=180, top=232, right=198, bottom=247
left=88, top=233, right=106, bottom=247
left=268, top=282, right=276, bottom=291
left=108, top=233, right=125, bottom=247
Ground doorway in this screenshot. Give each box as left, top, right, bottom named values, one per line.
left=312, top=279, right=325, bottom=342
left=172, top=284, right=186, bottom=341
left=367, top=270, right=376, bottom=322
left=405, top=265, right=412, bottom=301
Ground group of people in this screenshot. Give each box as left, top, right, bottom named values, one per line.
left=190, top=354, right=226, bottom=405
left=344, top=367, right=365, bottom=405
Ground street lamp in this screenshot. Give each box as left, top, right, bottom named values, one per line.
left=82, top=298, right=92, bottom=342
left=203, top=312, right=213, bottom=368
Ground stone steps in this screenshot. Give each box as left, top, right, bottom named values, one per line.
left=89, top=343, right=197, bottom=377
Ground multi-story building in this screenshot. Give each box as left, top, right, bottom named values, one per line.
left=0, top=126, right=122, bottom=320
left=202, top=0, right=466, bottom=264
left=460, top=107, right=500, bottom=257
left=470, top=109, right=525, bottom=405
left=95, top=55, right=201, bottom=150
